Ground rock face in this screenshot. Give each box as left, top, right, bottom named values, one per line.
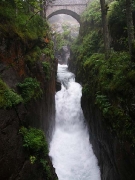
left=0, top=104, right=57, bottom=180
left=68, top=16, right=135, bottom=179
left=69, top=46, right=135, bottom=180
left=0, top=38, right=58, bottom=179
left=81, top=95, right=135, bottom=180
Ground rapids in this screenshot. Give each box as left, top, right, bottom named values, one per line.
left=49, top=64, right=101, bottom=180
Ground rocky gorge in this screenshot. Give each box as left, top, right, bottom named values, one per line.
left=0, top=37, right=58, bottom=180
left=0, top=1, right=58, bottom=179
left=1, top=0, right=135, bottom=179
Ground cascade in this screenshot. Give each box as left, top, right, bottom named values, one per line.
left=49, top=64, right=101, bottom=180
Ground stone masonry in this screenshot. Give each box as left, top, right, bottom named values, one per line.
left=46, top=0, right=91, bottom=22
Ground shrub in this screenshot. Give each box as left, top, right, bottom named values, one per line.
left=20, top=127, right=56, bottom=179
left=0, top=1, right=49, bottom=42
left=0, top=79, right=23, bottom=109
left=42, top=62, right=51, bottom=80
left=82, top=84, right=91, bottom=97
left=81, top=0, right=101, bottom=26
left=42, top=47, right=54, bottom=59
left=17, top=77, right=43, bottom=103
left=20, top=127, right=48, bottom=155
left=30, top=156, right=36, bottom=164
left=95, top=93, right=111, bottom=116
left=80, top=52, right=135, bottom=147
left=108, top=0, right=128, bottom=51
left=40, top=159, right=52, bottom=180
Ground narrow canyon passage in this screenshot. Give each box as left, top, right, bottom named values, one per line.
left=49, top=64, right=101, bottom=180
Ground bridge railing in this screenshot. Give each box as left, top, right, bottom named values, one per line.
left=48, top=4, right=87, bottom=7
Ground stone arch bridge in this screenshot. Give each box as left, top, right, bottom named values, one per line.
left=46, top=0, right=91, bottom=23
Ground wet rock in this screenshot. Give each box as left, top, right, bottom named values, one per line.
left=81, top=95, right=135, bottom=180
left=0, top=40, right=58, bottom=179
left=56, top=81, right=61, bottom=92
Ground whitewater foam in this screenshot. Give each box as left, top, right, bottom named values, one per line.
left=49, top=64, right=101, bottom=180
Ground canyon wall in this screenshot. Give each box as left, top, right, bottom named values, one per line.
left=0, top=35, right=57, bottom=180
left=81, top=95, right=135, bottom=180
left=69, top=20, right=135, bottom=180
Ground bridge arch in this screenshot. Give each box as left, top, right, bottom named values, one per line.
left=47, top=9, right=80, bottom=23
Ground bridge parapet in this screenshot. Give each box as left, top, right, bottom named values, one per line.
left=49, top=0, right=88, bottom=5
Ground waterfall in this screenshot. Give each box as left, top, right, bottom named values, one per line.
left=49, top=64, right=101, bottom=180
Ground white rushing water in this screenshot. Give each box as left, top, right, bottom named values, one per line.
left=49, top=64, right=101, bottom=180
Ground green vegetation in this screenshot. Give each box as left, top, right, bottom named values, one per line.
left=40, top=159, right=53, bottom=179
left=20, top=127, right=48, bottom=155
left=30, top=155, right=36, bottom=164
left=54, top=31, right=70, bottom=51
left=81, top=0, right=101, bottom=25
left=42, top=61, right=51, bottom=80
left=17, top=77, right=43, bottom=103
left=0, top=3, right=48, bottom=41
left=108, top=0, right=128, bottom=51
left=42, top=41, right=54, bottom=59
left=52, top=22, right=79, bottom=52
left=0, top=1, right=56, bottom=179
left=25, top=46, right=43, bottom=64
left=95, top=93, right=111, bottom=116
left=54, top=33, right=66, bottom=51
left=70, top=0, right=135, bottom=148
left=20, top=127, right=55, bottom=179
left=73, top=51, right=135, bottom=147
left=25, top=40, right=54, bottom=65
left=0, top=79, right=23, bottom=109
left=0, top=0, right=54, bottom=73
left=70, top=0, right=103, bottom=70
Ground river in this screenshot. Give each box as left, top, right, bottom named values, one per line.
left=49, top=64, right=101, bottom=180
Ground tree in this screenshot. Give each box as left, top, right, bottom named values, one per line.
left=39, top=0, right=55, bottom=18
left=14, top=0, right=39, bottom=13
left=40, top=0, right=44, bottom=17
left=126, top=0, right=135, bottom=62
left=100, top=0, right=110, bottom=59
left=44, top=0, right=55, bottom=15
